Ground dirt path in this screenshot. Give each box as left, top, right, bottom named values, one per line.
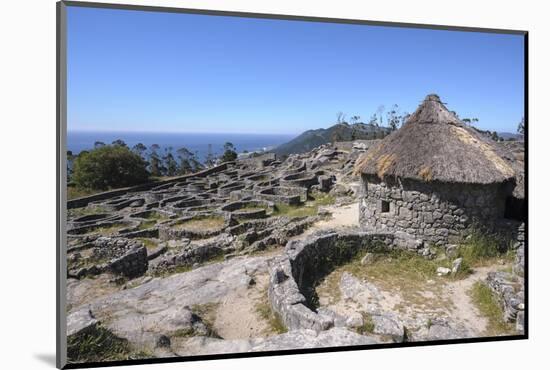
left=213, top=271, right=273, bottom=340
left=443, top=266, right=497, bottom=334
left=298, top=202, right=360, bottom=239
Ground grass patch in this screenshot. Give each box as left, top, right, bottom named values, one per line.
left=255, top=290, right=288, bottom=334
left=174, top=216, right=225, bottom=232
left=273, top=203, right=318, bottom=218
left=458, top=232, right=514, bottom=268
left=143, top=211, right=168, bottom=221
left=67, top=186, right=102, bottom=200
left=315, top=249, right=453, bottom=311
left=137, top=220, right=157, bottom=230
left=356, top=312, right=375, bottom=335
left=67, top=325, right=152, bottom=363
left=171, top=327, right=195, bottom=338
left=469, top=281, right=515, bottom=335
left=68, top=205, right=108, bottom=218
left=190, top=302, right=221, bottom=337
left=138, top=238, right=158, bottom=251
left=93, top=223, right=124, bottom=236
left=310, top=191, right=336, bottom=206
left=272, top=192, right=335, bottom=219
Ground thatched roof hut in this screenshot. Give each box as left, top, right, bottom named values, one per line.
left=354, top=94, right=515, bottom=185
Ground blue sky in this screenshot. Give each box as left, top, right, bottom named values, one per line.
left=67, top=6, right=525, bottom=135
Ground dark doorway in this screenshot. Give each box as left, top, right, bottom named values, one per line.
left=504, top=196, right=525, bottom=221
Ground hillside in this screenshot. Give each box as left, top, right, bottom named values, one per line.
left=272, top=122, right=390, bottom=157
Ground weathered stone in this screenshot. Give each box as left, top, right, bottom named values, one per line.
left=371, top=313, right=405, bottom=342
left=360, top=253, right=375, bottom=265
left=67, top=308, right=98, bottom=337
left=451, top=258, right=463, bottom=275
left=445, top=244, right=459, bottom=258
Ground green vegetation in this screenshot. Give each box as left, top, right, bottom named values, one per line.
left=72, top=144, right=149, bottom=190
left=315, top=248, right=453, bottom=311
left=273, top=192, right=336, bottom=219
left=137, top=220, right=157, bottom=230
left=91, top=223, right=125, bottom=236
left=255, top=290, right=288, bottom=334
left=309, top=191, right=336, bottom=206
left=356, top=312, right=375, bottom=335
left=220, top=142, right=238, bottom=162
left=67, top=325, right=152, bottom=363
left=190, top=303, right=220, bottom=337
left=470, top=281, right=514, bottom=335
left=138, top=238, right=158, bottom=251
left=458, top=232, right=514, bottom=268
left=171, top=327, right=195, bottom=338
left=273, top=203, right=318, bottom=218
left=68, top=205, right=108, bottom=218
left=143, top=211, right=169, bottom=221
left=67, top=185, right=101, bottom=200
left=174, top=215, right=226, bottom=232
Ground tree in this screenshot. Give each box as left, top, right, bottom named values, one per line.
left=112, top=139, right=128, bottom=148
left=205, top=144, right=216, bottom=167
left=72, top=145, right=149, bottom=190
left=148, top=144, right=162, bottom=177
left=368, top=114, right=379, bottom=127
left=132, top=143, right=147, bottom=158
left=94, top=141, right=106, bottom=149
left=462, top=117, right=479, bottom=126
left=176, top=147, right=194, bottom=174
left=376, top=105, right=385, bottom=127
left=67, top=150, right=75, bottom=180
left=386, top=104, right=401, bottom=131
left=336, top=112, right=347, bottom=124
left=401, top=112, right=410, bottom=127
left=350, top=115, right=361, bottom=124
left=517, top=117, right=525, bottom=135
left=163, top=147, right=178, bottom=176
left=190, top=150, right=203, bottom=172
left=221, top=142, right=238, bottom=162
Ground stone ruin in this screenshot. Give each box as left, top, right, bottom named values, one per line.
left=66, top=142, right=365, bottom=280
left=65, top=137, right=526, bottom=360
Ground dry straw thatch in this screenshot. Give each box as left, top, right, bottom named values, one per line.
left=354, top=94, right=516, bottom=185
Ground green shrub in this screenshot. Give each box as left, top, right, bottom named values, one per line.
left=470, top=281, right=514, bottom=335
left=458, top=232, right=512, bottom=267
left=72, top=145, right=149, bottom=190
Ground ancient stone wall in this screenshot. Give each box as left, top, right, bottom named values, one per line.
left=359, top=175, right=510, bottom=245
left=268, top=231, right=396, bottom=332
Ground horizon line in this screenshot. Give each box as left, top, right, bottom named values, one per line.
left=67, top=128, right=299, bottom=136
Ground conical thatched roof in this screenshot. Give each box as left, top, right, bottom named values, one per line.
left=354, top=94, right=515, bottom=184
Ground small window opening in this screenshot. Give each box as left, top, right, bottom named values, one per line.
left=381, top=200, right=390, bottom=213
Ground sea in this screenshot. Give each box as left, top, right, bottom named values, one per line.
left=67, top=131, right=295, bottom=161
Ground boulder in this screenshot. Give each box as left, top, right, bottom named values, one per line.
left=371, top=313, right=405, bottom=342
left=360, top=253, right=375, bottom=266
left=451, top=258, right=463, bottom=275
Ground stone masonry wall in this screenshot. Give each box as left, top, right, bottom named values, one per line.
left=359, top=175, right=510, bottom=245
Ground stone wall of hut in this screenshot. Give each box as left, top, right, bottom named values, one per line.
left=359, top=175, right=510, bottom=245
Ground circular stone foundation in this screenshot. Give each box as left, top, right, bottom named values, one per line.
left=220, top=200, right=274, bottom=221
left=268, top=231, right=396, bottom=332
left=67, top=220, right=139, bottom=236
left=158, top=214, right=229, bottom=240
left=280, top=172, right=318, bottom=188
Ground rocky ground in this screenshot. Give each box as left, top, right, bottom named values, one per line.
left=65, top=140, right=524, bottom=364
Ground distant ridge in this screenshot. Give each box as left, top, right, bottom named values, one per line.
left=272, top=122, right=390, bottom=157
